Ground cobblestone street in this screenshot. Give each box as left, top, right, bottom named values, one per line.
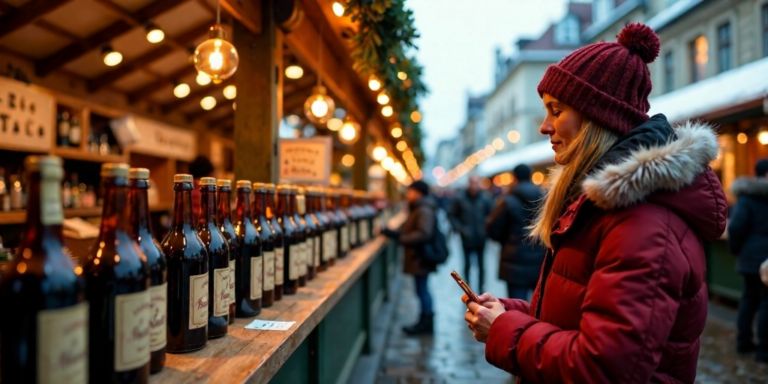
left=376, top=229, right=768, bottom=384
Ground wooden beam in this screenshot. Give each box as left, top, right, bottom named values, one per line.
left=161, top=77, right=234, bottom=113
left=127, top=65, right=197, bottom=103
left=35, top=0, right=188, bottom=77
left=210, top=114, right=234, bottom=128
left=0, top=0, right=72, bottom=39
left=187, top=97, right=234, bottom=120
left=282, top=74, right=316, bottom=97
left=282, top=82, right=316, bottom=113
left=221, top=0, right=262, bottom=35
left=35, top=19, right=85, bottom=43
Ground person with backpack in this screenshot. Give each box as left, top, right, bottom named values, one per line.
left=485, top=164, right=546, bottom=300
left=448, top=175, right=494, bottom=292
left=383, top=180, right=442, bottom=335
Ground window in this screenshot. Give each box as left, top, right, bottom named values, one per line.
left=717, top=23, right=732, bottom=73
left=763, top=4, right=768, bottom=57
left=664, top=52, right=674, bottom=93
left=593, top=0, right=614, bottom=24
left=689, top=35, right=708, bottom=83
left=555, top=14, right=580, bottom=45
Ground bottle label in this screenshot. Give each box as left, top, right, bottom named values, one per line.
left=189, top=273, right=208, bottom=329
left=41, top=179, right=64, bottom=225
left=289, top=244, right=300, bottom=280
left=351, top=223, right=358, bottom=245
left=264, top=251, right=275, bottom=291
left=58, top=120, right=70, bottom=137
left=69, top=126, right=81, bottom=144
left=228, top=259, right=236, bottom=305
left=300, top=242, right=307, bottom=276
left=37, top=302, right=88, bottom=384
left=323, top=232, right=333, bottom=261
left=275, top=247, right=285, bottom=285
left=360, top=221, right=369, bottom=242
left=214, top=268, right=230, bottom=316
left=373, top=217, right=381, bottom=235
left=114, top=290, right=151, bottom=372
left=313, top=236, right=320, bottom=267
left=149, top=283, right=167, bottom=351
left=341, top=226, right=350, bottom=252
left=250, top=256, right=263, bottom=300
left=331, top=229, right=338, bottom=257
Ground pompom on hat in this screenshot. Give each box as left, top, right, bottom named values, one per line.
left=537, top=23, right=661, bottom=134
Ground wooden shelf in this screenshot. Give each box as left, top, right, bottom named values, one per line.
left=0, top=202, right=174, bottom=225
left=52, top=147, right=126, bottom=163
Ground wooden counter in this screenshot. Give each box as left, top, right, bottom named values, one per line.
left=152, top=211, right=406, bottom=384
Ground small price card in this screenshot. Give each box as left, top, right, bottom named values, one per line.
left=244, top=319, right=296, bottom=331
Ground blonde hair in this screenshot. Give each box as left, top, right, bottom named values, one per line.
left=529, top=120, right=621, bottom=248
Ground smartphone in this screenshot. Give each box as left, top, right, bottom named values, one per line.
left=450, top=270, right=480, bottom=303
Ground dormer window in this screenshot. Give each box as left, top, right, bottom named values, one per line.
left=555, top=14, right=581, bottom=45
left=593, top=0, right=615, bottom=24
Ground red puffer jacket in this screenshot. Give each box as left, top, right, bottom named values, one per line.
left=485, top=116, right=727, bottom=384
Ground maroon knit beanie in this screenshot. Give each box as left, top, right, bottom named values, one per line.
left=537, top=23, right=661, bottom=134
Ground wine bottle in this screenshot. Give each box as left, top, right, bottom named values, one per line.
left=276, top=185, right=299, bottom=295
left=252, top=182, right=275, bottom=307
left=342, top=190, right=359, bottom=249
left=331, top=189, right=350, bottom=258
left=0, top=156, right=88, bottom=384
left=85, top=163, right=151, bottom=383
left=233, top=180, right=262, bottom=317
left=324, top=188, right=340, bottom=266
left=305, top=187, right=326, bottom=274
left=128, top=168, right=168, bottom=374
left=162, top=174, right=208, bottom=353
left=289, top=186, right=307, bottom=287
left=265, top=183, right=284, bottom=301
left=196, top=177, right=229, bottom=338
left=354, top=190, right=370, bottom=244
left=298, top=188, right=318, bottom=280
left=216, top=180, right=238, bottom=324
left=311, top=188, right=331, bottom=272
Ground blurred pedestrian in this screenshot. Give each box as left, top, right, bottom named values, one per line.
left=463, top=23, right=726, bottom=383
left=728, top=158, right=768, bottom=362
left=383, top=180, right=438, bottom=335
left=448, top=175, right=493, bottom=292
left=485, top=164, right=545, bottom=300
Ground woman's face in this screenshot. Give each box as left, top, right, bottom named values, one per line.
left=539, top=93, right=584, bottom=164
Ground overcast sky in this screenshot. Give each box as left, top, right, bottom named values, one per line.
left=407, top=0, right=569, bottom=161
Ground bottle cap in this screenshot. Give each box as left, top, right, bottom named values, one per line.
left=128, top=168, right=150, bottom=180
left=25, top=156, right=63, bottom=180
left=200, top=177, right=217, bottom=186
left=265, top=183, right=276, bottom=191
left=297, top=186, right=306, bottom=195
left=217, top=179, right=232, bottom=187
left=276, top=184, right=291, bottom=193
left=101, top=163, right=130, bottom=178
left=174, top=174, right=193, bottom=183
left=236, top=180, right=252, bottom=189
left=252, top=182, right=266, bottom=190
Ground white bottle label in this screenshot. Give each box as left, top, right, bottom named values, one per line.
left=341, top=226, right=350, bottom=252
left=114, top=291, right=151, bottom=372
left=149, top=283, right=167, bottom=351
left=360, top=221, right=369, bottom=242
left=41, top=178, right=64, bottom=225
left=275, top=247, right=285, bottom=285
left=250, top=256, right=263, bottom=300
left=300, top=242, right=307, bottom=276
left=322, top=232, right=331, bottom=261
left=214, top=267, right=230, bottom=316
left=37, top=302, right=88, bottom=384
left=228, top=259, right=236, bottom=305
left=331, top=229, right=339, bottom=257
left=264, top=251, right=275, bottom=291
left=313, top=236, right=320, bottom=267
left=350, top=223, right=358, bottom=245
left=69, top=125, right=81, bottom=144
left=289, top=244, right=300, bottom=280
left=189, top=273, right=208, bottom=329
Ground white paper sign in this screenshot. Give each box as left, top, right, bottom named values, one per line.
left=279, top=137, right=332, bottom=185
left=244, top=319, right=296, bottom=331
left=129, top=116, right=197, bottom=161
left=0, top=77, right=54, bottom=152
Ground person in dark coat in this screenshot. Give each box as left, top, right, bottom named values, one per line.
left=383, top=180, right=438, bottom=335
left=728, top=158, right=768, bottom=361
left=448, top=175, right=493, bottom=292
left=485, top=164, right=545, bottom=300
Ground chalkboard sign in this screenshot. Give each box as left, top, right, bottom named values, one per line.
left=0, top=77, right=54, bottom=152
left=279, top=137, right=332, bottom=185
left=129, top=116, right=197, bottom=161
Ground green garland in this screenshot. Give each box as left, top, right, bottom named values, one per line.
left=345, top=0, right=427, bottom=165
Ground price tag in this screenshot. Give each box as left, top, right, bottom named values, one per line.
left=244, top=319, right=296, bottom=331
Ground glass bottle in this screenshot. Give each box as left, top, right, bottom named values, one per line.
left=216, top=180, right=238, bottom=324
left=276, top=184, right=299, bottom=295
left=70, top=173, right=80, bottom=209
left=342, top=190, right=360, bottom=249
left=306, top=187, right=327, bottom=273
left=128, top=168, right=168, bottom=374
left=85, top=163, right=150, bottom=382
left=354, top=190, right=370, bottom=244
left=313, top=188, right=331, bottom=271
left=363, top=192, right=377, bottom=240
left=196, top=177, right=229, bottom=338
left=298, top=187, right=319, bottom=280
left=252, top=182, right=275, bottom=307
left=265, top=183, right=284, bottom=300
left=290, top=186, right=308, bottom=286
left=57, top=110, right=70, bottom=147
left=0, top=156, right=87, bottom=384
left=0, top=167, right=9, bottom=212
left=324, top=188, right=340, bottom=265
left=10, top=174, right=22, bottom=210
left=161, top=174, right=208, bottom=353
left=332, top=189, right=350, bottom=258
left=69, top=115, right=81, bottom=148
left=233, top=180, right=262, bottom=317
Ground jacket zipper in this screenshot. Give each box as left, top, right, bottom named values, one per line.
left=534, top=248, right=555, bottom=319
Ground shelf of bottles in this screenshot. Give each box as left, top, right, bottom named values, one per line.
left=0, top=154, right=389, bottom=382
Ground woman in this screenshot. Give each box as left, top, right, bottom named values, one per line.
left=464, top=23, right=727, bottom=383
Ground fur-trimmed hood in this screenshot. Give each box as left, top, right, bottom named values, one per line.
left=580, top=114, right=727, bottom=240
left=731, top=177, right=768, bottom=197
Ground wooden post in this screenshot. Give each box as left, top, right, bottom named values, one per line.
left=352, top=120, right=370, bottom=190
left=233, top=0, right=281, bottom=184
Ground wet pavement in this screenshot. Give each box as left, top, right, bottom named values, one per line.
left=376, top=225, right=768, bottom=384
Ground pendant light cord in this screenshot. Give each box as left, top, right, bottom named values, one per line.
left=318, top=22, right=323, bottom=87
left=216, top=0, right=221, bottom=25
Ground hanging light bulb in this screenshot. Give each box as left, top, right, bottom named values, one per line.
left=327, top=117, right=343, bottom=131
left=396, top=140, right=408, bottom=152
left=285, top=64, right=304, bottom=79
left=377, top=91, right=390, bottom=105
left=332, top=1, right=345, bottom=17
left=368, top=75, right=381, bottom=91
left=223, top=85, right=236, bottom=100
left=173, top=83, right=190, bottom=98
left=372, top=145, right=387, bottom=161
left=145, top=22, right=165, bottom=43
left=341, top=154, right=355, bottom=167
left=200, top=96, right=217, bottom=110
left=194, top=1, right=239, bottom=84
left=102, top=45, right=122, bottom=66
left=196, top=71, right=212, bottom=86
left=304, top=85, right=335, bottom=124
left=339, top=115, right=360, bottom=145
left=381, top=157, right=394, bottom=170
left=381, top=105, right=393, bottom=117
left=391, top=124, right=403, bottom=138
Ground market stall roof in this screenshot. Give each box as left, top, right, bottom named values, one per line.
left=477, top=139, right=554, bottom=177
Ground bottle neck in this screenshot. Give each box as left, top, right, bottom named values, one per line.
left=21, top=171, right=64, bottom=250
left=217, top=187, right=232, bottom=222
left=200, top=185, right=217, bottom=226
left=277, top=192, right=290, bottom=217
left=128, top=179, right=152, bottom=236
left=307, top=195, right=316, bottom=214
left=236, top=188, right=252, bottom=221
left=99, top=177, right=132, bottom=240
left=253, top=190, right=268, bottom=218
left=290, top=194, right=299, bottom=216
left=321, top=195, right=328, bottom=212
left=265, top=191, right=276, bottom=219
left=171, top=182, right=195, bottom=228
left=326, top=195, right=335, bottom=210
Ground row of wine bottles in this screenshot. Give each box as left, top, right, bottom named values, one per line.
left=0, top=156, right=385, bottom=384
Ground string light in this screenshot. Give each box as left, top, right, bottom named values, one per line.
left=285, top=64, right=304, bottom=79
left=173, top=83, right=190, bottom=98
left=396, top=141, right=408, bottom=151
left=327, top=117, right=343, bottom=131
left=223, top=85, right=236, bottom=100
left=200, top=96, right=217, bottom=110
left=507, top=130, right=521, bottom=143
left=102, top=46, right=122, bottom=66
left=381, top=105, right=393, bottom=117
left=410, top=110, right=422, bottom=123
left=391, top=125, right=403, bottom=138
left=146, top=23, right=165, bottom=43
left=377, top=91, right=390, bottom=105
left=196, top=72, right=212, bottom=86
left=332, top=1, right=345, bottom=17
left=368, top=76, right=381, bottom=91
left=372, top=146, right=387, bottom=161
left=397, top=71, right=407, bottom=80
left=341, top=154, right=355, bottom=167
left=737, top=133, right=748, bottom=144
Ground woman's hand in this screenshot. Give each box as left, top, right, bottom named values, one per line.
left=463, top=293, right=506, bottom=343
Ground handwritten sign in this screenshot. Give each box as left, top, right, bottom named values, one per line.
left=244, top=319, right=296, bottom=331
left=0, top=77, right=54, bottom=152
left=129, top=116, right=197, bottom=161
left=279, top=137, right=332, bottom=185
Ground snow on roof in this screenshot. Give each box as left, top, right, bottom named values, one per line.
left=646, top=0, right=708, bottom=32
left=648, top=56, right=768, bottom=123
left=478, top=140, right=555, bottom=177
